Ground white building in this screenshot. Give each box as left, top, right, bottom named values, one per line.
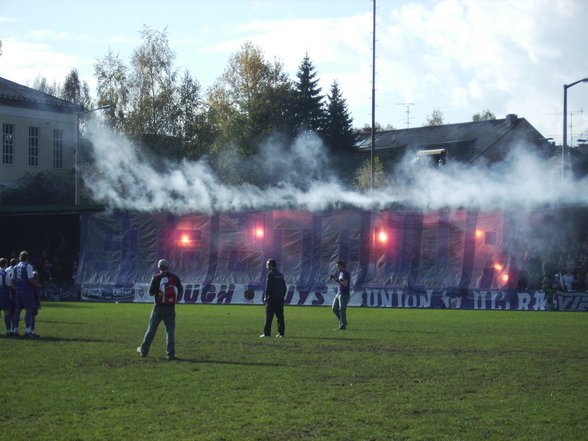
left=0, top=77, right=82, bottom=188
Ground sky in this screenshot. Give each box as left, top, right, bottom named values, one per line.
left=1, top=0, right=588, bottom=145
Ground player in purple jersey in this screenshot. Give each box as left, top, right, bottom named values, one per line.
left=6, top=258, right=18, bottom=336
left=12, top=251, right=42, bottom=338
left=0, top=258, right=15, bottom=336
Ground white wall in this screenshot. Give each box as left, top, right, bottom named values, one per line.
left=0, top=104, right=77, bottom=187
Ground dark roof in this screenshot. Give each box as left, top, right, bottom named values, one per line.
left=0, top=203, right=106, bottom=216
left=357, top=115, right=548, bottom=162
left=0, top=76, right=83, bottom=113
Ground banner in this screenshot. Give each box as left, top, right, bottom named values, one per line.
left=76, top=210, right=587, bottom=311
left=79, top=282, right=588, bottom=311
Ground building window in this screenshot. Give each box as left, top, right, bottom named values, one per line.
left=415, top=148, right=447, bottom=167
left=2, top=124, right=14, bottom=165
left=53, top=129, right=63, bottom=169
left=29, top=127, right=39, bottom=167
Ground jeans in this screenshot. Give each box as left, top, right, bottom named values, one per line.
left=332, top=294, right=349, bottom=329
left=140, top=304, right=175, bottom=358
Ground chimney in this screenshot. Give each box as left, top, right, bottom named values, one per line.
left=505, top=114, right=518, bottom=127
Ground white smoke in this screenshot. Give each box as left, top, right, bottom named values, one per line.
left=84, top=123, right=588, bottom=213
left=395, top=145, right=588, bottom=209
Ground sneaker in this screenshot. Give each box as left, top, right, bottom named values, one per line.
left=259, top=334, right=269, bottom=338
left=167, top=355, right=176, bottom=361
left=334, top=327, right=346, bottom=330
left=136, top=347, right=146, bottom=357
left=275, top=334, right=284, bottom=338
left=25, top=332, right=40, bottom=339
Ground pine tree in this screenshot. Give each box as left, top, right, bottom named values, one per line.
left=324, top=80, right=357, bottom=152
left=324, top=80, right=358, bottom=183
left=293, top=53, right=325, bottom=132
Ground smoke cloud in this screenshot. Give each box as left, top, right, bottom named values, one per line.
left=84, top=123, right=588, bottom=213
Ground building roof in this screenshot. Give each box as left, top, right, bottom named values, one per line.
left=356, top=115, right=549, bottom=163
left=0, top=76, right=83, bottom=113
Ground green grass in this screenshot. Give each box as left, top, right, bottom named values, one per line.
left=0, top=303, right=586, bottom=441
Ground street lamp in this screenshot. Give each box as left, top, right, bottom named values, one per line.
left=75, top=105, right=112, bottom=205
left=562, top=78, right=588, bottom=186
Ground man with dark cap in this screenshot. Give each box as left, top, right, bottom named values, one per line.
left=137, top=258, right=182, bottom=360
left=260, top=258, right=287, bottom=338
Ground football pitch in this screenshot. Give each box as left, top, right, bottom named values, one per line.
left=0, top=303, right=586, bottom=441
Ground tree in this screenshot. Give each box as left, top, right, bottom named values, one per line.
left=62, top=68, right=92, bottom=110
left=425, top=108, right=444, bottom=126
left=359, top=122, right=393, bottom=133
left=324, top=81, right=356, bottom=151
left=323, top=81, right=358, bottom=182
left=31, top=75, right=60, bottom=96
left=472, top=109, right=496, bottom=121
left=206, top=41, right=293, bottom=160
left=353, top=156, right=387, bottom=191
left=175, top=70, right=202, bottom=137
left=293, top=53, right=325, bottom=132
left=127, top=26, right=178, bottom=136
left=175, top=70, right=211, bottom=159
left=0, top=170, right=74, bottom=205
left=95, top=27, right=182, bottom=137
left=94, top=49, right=130, bottom=133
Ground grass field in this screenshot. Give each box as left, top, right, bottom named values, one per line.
left=0, top=303, right=586, bottom=441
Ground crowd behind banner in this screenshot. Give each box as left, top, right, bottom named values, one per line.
left=519, top=232, right=588, bottom=295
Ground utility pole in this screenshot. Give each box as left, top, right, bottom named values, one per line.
left=562, top=78, right=588, bottom=187
left=370, top=0, right=376, bottom=191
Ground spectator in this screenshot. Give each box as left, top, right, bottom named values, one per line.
left=137, top=259, right=182, bottom=361
left=561, top=268, right=575, bottom=292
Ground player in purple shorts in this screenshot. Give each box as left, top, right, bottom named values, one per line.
left=5, top=258, right=18, bottom=336
left=12, top=251, right=42, bottom=338
left=0, top=258, right=15, bottom=336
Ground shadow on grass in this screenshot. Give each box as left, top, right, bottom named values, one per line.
left=141, top=357, right=286, bottom=367
left=292, top=336, right=369, bottom=341
left=36, top=319, right=85, bottom=325
left=5, top=335, right=116, bottom=343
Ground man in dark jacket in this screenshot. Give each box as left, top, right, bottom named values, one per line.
left=137, top=259, right=183, bottom=360
left=260, top=258, right=287, bottom=338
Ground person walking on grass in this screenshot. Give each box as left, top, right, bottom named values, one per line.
left=260, top=258, right=287, bottom=338
left=137, top=259, right=182, bottom=361
left=331, top=260, right=350, bottom=330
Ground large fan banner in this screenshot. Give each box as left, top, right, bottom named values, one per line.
left=77, top=210, right=587, bottom=311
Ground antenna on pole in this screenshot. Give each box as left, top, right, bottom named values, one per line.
left=396, top=103, right=414, bottom=128
left=569, top=109, right=583, bottom=146
left=370, top=0, right=377, bottom=191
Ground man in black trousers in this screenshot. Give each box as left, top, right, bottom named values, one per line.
left=260, top=258, right=287, bottom=338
